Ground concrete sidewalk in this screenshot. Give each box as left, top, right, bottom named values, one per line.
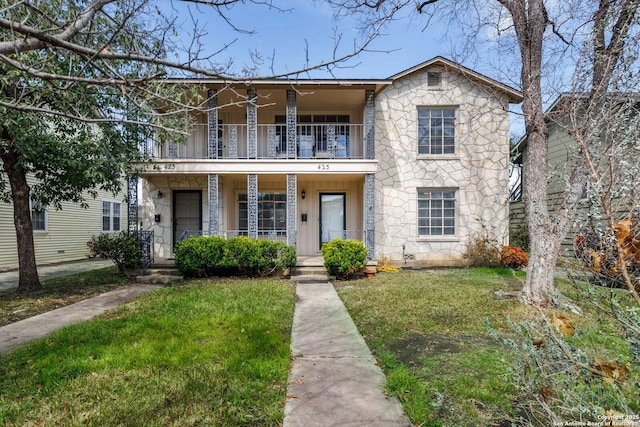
left=284, top=282, right=411, bottom=426
left=0, top=284, right=160, bottom=354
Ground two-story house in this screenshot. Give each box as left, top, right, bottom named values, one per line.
left=129, top=57, right=522, bottom=267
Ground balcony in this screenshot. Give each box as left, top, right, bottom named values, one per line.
left=150, top=123, right=367, bottom=160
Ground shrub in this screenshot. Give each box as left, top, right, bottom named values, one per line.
left=464, top=233, right=501, bottom=267
left=321, top=238, right=368, bottom=280
left=173, top=235, right=227, bottom=277
left=87, top=232, right=142, bottom=275
left=173, top=235, right=296, bottom=277
left=501, top=245, right=528, bottom=269
left=509, top=223, right=530, bottom=252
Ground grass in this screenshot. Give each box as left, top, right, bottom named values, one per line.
left=1, top=266, right=634, bottom=426
left=334, top=268, right=636, bottom=426
left=0, top=266, right=130, bottom=326
left=0, top=278, right=295, bottom=426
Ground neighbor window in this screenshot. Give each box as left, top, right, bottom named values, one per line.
left=418, top=108, right=456, bottom=155
left=102, top=200, right=121, bottom=232
left=238, top=193, right=287, bottom=236
left=417, top=189, right=456, bottom=236
left=30, top=199, right=47, bottom=232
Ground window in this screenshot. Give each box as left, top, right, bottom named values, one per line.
left=238, top=193, right=287, bottom=235
left=418, top=189, right=456, bottom=236
left=30, top=199, right=47, bottom=232
left=102, top=200, right=121, bottom=232
left=418, top=108, right=456, bottom=155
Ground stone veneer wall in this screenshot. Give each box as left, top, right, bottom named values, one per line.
left=375, top=67, right=511, bottom=266
left=141, top=175, right=222, bottom=259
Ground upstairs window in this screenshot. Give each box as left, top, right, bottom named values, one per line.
left=418, top=108, right=456, bottom=155
left=102, top=200, right=121, bottom=232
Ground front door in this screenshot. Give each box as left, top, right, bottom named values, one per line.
left=319, top=193, right=346, bottom=249
left=173, top=190, right=202, bottom=246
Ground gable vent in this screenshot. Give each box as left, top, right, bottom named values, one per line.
left=427, top=72, right=442, bottom=87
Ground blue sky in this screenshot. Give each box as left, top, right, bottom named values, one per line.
left=161, top=0, right=525, bottom=136
left=166, top=0, right=455, bottom=79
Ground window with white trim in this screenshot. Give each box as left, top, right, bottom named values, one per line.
left=102, top=200, right=121, bottom=232
left=30, top=199, right=48, bottom=232
left=418, top=108, right=456, bottom=155
left=418, top=189, right=456, bottom=236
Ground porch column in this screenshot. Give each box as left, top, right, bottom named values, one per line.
left=127, top=175, right=138, bottom=233
left=207, top=89, right=219, bottom=159
left=248, top=174, right=258, bottom=239
left=364, top=89, right=376, bottom=160
left=208, top=174, right=219, bottom=236
left=286, top=174, right=297, bottom=248
left=247, top=88, right=258, bottom=159
left=364, top=173, right=376, bottom=260
left=286, top=90, right=297, bottom=159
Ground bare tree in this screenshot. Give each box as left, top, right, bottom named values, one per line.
left=327, top=0, right=640, bottom=307
left=0, top=0, right=380, bottom=292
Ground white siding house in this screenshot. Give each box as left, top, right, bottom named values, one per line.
left=0, top=175, right=126, bottom=271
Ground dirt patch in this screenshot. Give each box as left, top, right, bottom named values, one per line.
left=386, top=331, right=498, bottom=368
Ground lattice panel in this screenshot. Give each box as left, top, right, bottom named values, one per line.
left=364, top=173, right=376, bottom=260
left=247, top=89, right=257, bottom=159
left=287, top=174, right=297, bottom=247
left=127, top=175, right=138, bottom=233
left=247, top=174, right=258, bottom=239
left=208, top=89, right=219, bottom=159
left=286, top=90, right=297, bottom=158
left=208, top=174, right=219, bottom=235
left=364, top=90, right=376, bottom=160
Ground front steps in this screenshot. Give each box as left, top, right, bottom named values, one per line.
left=292, top=256, right=330, bottom=282
left=135, top=261, right=183, bottom=285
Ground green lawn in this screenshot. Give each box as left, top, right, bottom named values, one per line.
left=334, top=268, right=637, bottom=426
left=1, top=268, right=634, bottom=426
left=0, top=278, right=295, bottom=427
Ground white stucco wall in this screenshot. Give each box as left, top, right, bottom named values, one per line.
left=374, top=66, right=512, bottom=266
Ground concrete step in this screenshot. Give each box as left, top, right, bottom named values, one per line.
left=143, top=268, right=182, bottom=276
left=291, top=265, right=329, bottom=283
left=136, top=274, right=183, bottom=285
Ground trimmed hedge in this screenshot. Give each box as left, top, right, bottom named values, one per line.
left=174, top=235, right=296, bottom=278
left=321, top=238, right=368, bottom=279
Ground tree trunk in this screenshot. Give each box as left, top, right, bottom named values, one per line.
left=504, top=0, right=560, bottom=305
left=0, top=129, right=42, bottom=292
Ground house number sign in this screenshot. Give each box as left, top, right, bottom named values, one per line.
left=317, top=164, right=330, bottom=170
left=163, top=164, right=176, bottom=170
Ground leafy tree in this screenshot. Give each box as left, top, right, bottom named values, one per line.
left=0, top=0, right=377, bottom=292
left=327, top=0, right=640, bottom=307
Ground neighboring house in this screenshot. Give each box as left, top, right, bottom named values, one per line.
left=130, top=56, right=522, bottom=266
left=0, top=174, right=126, bottom=271
left=509, top=94, right=640, bottom=255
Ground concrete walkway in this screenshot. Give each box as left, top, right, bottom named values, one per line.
left=284, top=282, right=411, bottom=426
left=0, top=264, right=411, bottom=425
left=0, top=284, right=160, bottom=354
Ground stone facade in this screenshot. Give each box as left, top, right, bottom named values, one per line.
left=133, top=57, right=521, bottom=266
left=375, top=67, right=512, bottom=266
